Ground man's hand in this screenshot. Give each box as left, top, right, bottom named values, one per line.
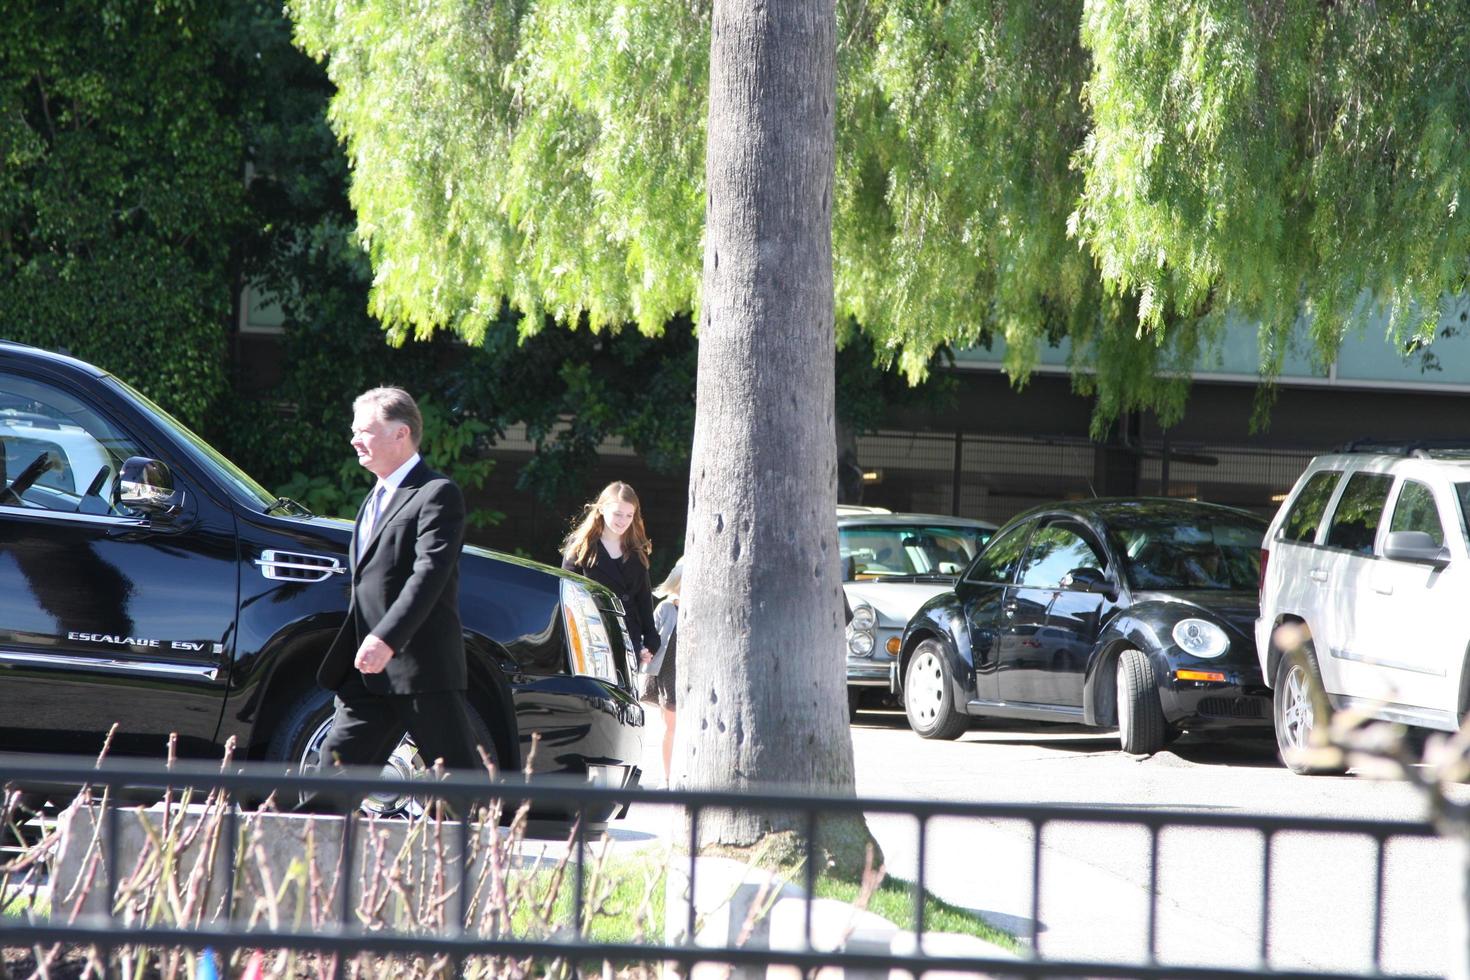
left=639, top=648, right=653, bottom=665
left=355, top=634, right=396, bottom=674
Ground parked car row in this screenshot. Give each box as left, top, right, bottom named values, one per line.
left=6, top=341, right=1456, bottom=787
left=865, top=444, right=1470, bottom=777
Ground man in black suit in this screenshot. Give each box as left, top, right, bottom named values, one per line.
left=309, top=387, right=484, bottom=796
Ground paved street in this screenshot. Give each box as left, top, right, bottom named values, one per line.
left=622, top=707, right=1470, bottom=976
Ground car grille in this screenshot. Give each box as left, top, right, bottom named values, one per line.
left=1198, top=696, right=1267, bottom=720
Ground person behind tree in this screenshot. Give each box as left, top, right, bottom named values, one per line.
left=645, top=559, right=682, bottom=786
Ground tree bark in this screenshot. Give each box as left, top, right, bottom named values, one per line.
left=676, top=0, right=852, bottom=845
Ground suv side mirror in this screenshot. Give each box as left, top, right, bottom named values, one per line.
left=118, top=456, right=181, bottom=516
left=1061, top=566, right=1115, bottom=597
left=1382, top=530, right=1450, bottom=567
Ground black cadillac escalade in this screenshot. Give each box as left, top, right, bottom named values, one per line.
left=0, top=342, right=644, bottom=811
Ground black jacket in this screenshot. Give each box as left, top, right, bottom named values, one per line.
left=319, top=461, right=467, bottom=695
left=562, top=540, right=660, bottom=655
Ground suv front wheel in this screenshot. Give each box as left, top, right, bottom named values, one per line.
left=1273, top=648, right=1346, bottom=776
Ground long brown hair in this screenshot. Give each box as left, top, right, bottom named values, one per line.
left=561, top=481, right=652, bottom=569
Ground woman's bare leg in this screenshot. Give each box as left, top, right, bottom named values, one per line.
left=661, top=705, right=677, bottom=782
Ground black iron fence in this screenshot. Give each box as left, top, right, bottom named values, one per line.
left=0, top=753, right=1448, bottom=979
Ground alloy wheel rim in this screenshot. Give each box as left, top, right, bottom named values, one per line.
left=1280, top=665, right=1313, bottom=751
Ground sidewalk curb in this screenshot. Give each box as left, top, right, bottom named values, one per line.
left=664, top=855, right=1017, bottom=979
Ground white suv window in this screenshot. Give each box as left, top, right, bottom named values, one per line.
left=1322, top=472, right=1393, bottom=556
left=1280, top=470, right=1340, bottom=543
left=1388, top=480, right=1445, bottom=548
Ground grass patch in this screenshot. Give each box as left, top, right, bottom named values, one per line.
left=2, top=887, right=50, bottom=919
left=517, top=853, right=666, bottom=943
left=813, top=874, right=1019, bottom=953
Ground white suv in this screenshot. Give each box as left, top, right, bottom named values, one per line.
left=1257, top=449, right=1470, bottom=772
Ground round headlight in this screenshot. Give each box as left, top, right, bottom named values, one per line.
left=1172, top=619, right=1229, bottom=659
left=849, top=602, right=876, bottom=632
left=848, top=630, right=875, bottom=656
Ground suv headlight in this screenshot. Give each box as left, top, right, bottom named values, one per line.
left=1172, top=619, right=1229, bottom=659
left=561, top=580, right=619, bottom=682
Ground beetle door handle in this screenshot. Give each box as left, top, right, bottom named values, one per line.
left=1001, top=600, right=1018, bottom=618
left=1309, top=568, right=1328, bottom=583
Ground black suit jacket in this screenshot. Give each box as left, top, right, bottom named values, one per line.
left=319, top=460, right=468, bottom=695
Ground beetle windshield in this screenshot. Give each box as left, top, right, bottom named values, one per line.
left=1111, top=512, right=1265, bottom=591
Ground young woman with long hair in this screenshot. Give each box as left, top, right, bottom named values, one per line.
left=560, top=482, right=660, bottom=671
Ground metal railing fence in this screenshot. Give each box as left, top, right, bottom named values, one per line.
left=0, top=753, right=1446, bottom=979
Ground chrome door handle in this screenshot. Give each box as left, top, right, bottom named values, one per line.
left=1374, top=582, right=1393, bottom=595
left=1309, top=569, right=1328, bottom=583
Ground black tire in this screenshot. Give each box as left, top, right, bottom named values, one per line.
left=903, top=640, right=968, bottom=740
left=1116, top=648, right=1167, bottom=755
left=266, top=687, right=499, bottom=815
left=1273, top=646, right=1346, bottom=776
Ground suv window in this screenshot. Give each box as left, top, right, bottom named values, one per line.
left=0, top=373, right=145, bottom=516
left=1323, top=472, right=1394, bottom=556
left=1016, top=524, right=1105, bottom=589
left=1280, top=470, right=1340, bottom=543
left=965, top=520, right=1032, bottom=585
left=1389, top=480, right=1445, bottom=548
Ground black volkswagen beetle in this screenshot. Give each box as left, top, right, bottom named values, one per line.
left=896, top=499, right=1272, bottom=753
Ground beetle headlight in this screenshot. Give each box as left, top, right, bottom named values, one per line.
left=561, top=580, right=619, bottom=682
left=849, top=602, right=876, bottom=632
left=1172, top=619, right=1229, bottom=659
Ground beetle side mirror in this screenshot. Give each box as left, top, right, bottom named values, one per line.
left=1382, top=530, right=1450, bottom=567
left=1060, top=566, right=1115, bottom=597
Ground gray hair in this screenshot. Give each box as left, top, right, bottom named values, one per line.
left=354, top=387, right=423, bottom=447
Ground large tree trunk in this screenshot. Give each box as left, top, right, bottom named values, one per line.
left=676, top=0, right=852, bottom=846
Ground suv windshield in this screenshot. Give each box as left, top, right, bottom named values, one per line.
left=1111, top=512, right=1266, bottom=591
left=102, top=375, right=279, bottom=510
left=839, top=523, right=990, bottom=580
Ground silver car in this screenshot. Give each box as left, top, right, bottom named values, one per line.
left=839, top=508, right=996, bottom=718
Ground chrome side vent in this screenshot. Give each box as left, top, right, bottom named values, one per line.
left=254, top=550, right=344, bottom=583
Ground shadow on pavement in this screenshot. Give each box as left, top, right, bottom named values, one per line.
left=854, top=709, right=1282, bottom=768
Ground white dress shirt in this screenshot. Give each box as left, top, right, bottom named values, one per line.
left=359, top=452, right=420, bottom=549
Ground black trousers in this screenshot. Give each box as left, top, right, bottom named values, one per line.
left=294, top=674, right=486, bottom=814
left=316, top=672, right=484, bottom=772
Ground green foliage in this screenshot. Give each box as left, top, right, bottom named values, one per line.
left=1074, top=0, right=1470, bottom=384
left=290, top=0, right=1470, bottom=433
left=0, top=0, right=246, bottom=425
left=287, top=0, right=1092, bottom=379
